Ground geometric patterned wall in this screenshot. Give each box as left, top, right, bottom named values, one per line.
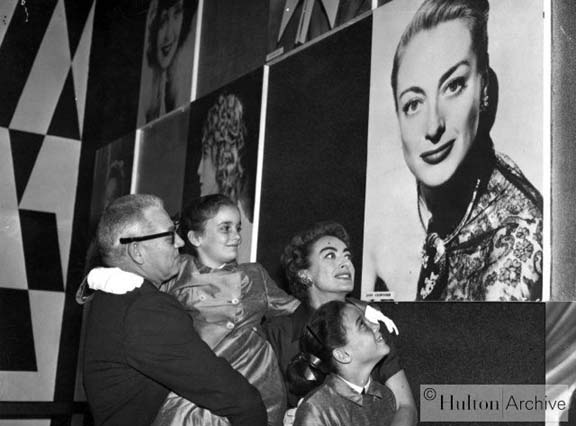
left=0, top=0, right=94, bottom=423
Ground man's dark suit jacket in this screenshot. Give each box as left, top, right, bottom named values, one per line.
left=83, top=280, right=267, bottom=425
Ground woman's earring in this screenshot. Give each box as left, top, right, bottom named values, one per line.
left=297, top=271, right=314, bottom=287
left=480, top=92, right=489, bottom=112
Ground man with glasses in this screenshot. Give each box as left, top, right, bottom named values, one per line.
left=82, top=194, right=267, bottom=425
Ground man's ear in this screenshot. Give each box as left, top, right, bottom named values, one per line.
left=188, top=230, right=202, bottom=247
left=126, top=242, right=145, bottom=265
left=332, top=348, right=351, bottom=365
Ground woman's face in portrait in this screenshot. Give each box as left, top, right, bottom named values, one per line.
left=395, top=19, right=484, bottom=188
left=340, top=304, right=390, bottom=365
left=189, top=205, right=242, bottom=268
left=197, top=150, right=219, bottom=196
left=156, top=0, right=184, bottom=69
left=304, top=236, right=355, bottom=296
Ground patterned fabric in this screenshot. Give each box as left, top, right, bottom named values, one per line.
left=155, top=255, right=300, bottom=426
left=417, top=153, right=543, bottom=301
left=293, top=374, right=396, bottom=426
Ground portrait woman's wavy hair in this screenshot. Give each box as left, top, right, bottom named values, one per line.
left=390, top=0, right=489, bottom=108
left=201, top=93, right=248, bottom=204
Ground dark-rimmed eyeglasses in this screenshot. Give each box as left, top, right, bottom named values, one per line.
left=119, top=222, right=179, bottom=245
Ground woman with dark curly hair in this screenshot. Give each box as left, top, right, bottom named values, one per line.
left=197, top=93, right=254, bottom=262
left=391, top=0, right=542, bottom=300
left=265, top=221, right=416, bottom=426
left=139, top=0, right=197, bottom=124
left=291, top=300, right=397, bottom=426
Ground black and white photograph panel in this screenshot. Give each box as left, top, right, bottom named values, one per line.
left=258, top=16, right=371, bottom=291
left=362, top=0, right=544, bottom=302
left=133, top=106, right=190, bottom=217
left=182, top=69, right=263, bottom=263
left=196, top=0, right=268, bottom=99
left=89, top=133, right=136, bottom=229
left=137, top=0, right=198, bottom=126
left=551, top=0, right=576, bottom=300
left=267, top=0, right=380, bottom=59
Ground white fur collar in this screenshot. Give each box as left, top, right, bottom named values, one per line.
left=87, top=267, right=144, bottom=294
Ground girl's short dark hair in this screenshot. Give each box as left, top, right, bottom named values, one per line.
left=178, top=194, right=237, bottom=255
left=281, top=222, right=350, bottom=302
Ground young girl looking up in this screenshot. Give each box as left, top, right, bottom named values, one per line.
left=156, top=194, right=300, bottom=426
left=291, top=300, right=397, bottom=426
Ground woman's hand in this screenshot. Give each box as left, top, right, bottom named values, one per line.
left=283, top=408, right=296, bottom=426
left=365, top=305, right=399, bottom=335
left=283, top=398, right=304, bottom=426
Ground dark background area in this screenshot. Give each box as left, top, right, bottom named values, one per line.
left=381, top=301, right=546, bottom=426
left=197, top=0, right=268, bottom=99
left=258, top=17, right=372, bottom=297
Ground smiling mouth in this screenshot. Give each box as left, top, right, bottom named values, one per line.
left=420, top=140, right=455, bottom=165
left=161, top=43, right=174, bottom=56
left=334, top=272, right=352, bottom=280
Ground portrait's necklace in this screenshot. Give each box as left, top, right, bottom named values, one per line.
left=416, top=179, right=480, bottom=300
left=417, top=179, right=480, bottom=268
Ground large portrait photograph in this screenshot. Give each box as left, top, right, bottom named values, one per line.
left=181, top=69, right=263, bottom=263
left=137, top=0, right=199, bottom=126
left=362, top=0, right=544, bottom=302
left=258, top=17, right=371, bottom=289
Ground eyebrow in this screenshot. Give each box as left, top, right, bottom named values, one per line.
left=398, top=59, right=471, bottom=101
left=217, top=220, right=241, bottom=227
left=438, top=59, right=470, bottom=89
left=319, top=246, right=351, bottom=254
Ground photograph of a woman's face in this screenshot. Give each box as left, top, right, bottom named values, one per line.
left=183, top=70, right=263, bottom=264
left=194, top=93, right=254, bottom=263
left=362, top=0, right=543, bottom=302
left=137, top=0, right=198, bottom=126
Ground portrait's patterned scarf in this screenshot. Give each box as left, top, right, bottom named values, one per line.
left=416, top=143, right=542, bottom=301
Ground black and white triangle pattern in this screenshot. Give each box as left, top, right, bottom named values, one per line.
left=0, top=0, right=94, bottom=405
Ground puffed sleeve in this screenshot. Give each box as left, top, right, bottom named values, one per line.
left=256, top=263, right=300, bottom=316
left=124, top=292, right=267, bottom=426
